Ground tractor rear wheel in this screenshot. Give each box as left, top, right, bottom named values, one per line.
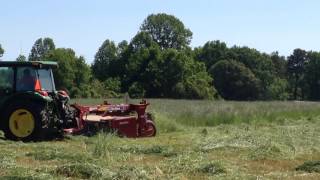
left=3, top=101, right=47, bottom=141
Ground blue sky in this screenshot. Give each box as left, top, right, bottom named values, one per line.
left=1, top=0, right=320, bottom=63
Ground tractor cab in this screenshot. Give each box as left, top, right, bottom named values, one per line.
left=16, top=67, right=56, bottom=95
left=0, top=61, right=57, bottom=97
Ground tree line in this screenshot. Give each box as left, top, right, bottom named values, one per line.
left=1, top=13, right=320, bottom=100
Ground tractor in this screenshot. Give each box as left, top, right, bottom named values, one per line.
left=0, top=61, right=156, bottom=141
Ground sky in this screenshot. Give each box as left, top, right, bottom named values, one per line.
left=1, top=0, right=320, bottom=63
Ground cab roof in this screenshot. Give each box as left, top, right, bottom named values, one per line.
left=0, top=61, right=58, bottom=68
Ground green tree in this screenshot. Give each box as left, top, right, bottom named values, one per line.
left=45, top=49, right=94, bottom=98
left=140, top=13, right=192, bottom=49
left=195, top=43, right=279, bottom=100
left=103, top=77, right=121, bottom=96
left=160, top=49, right=215, bottom=99
left=115, top=40, right=129, bottom=80
left=29, top=37, right=55, bottom=61
left=92, top=39, right=118, bottom=81
left=121, top=31, right=215, bottom=99
left=124, top=33, right=215, bottom=99
left=87, top=79, right=105, bottom=98
left=179, top=64, right=216, bottom=99
left=287, top=49, right=308, bottom=99
left=117, top=40, right=128, bottom=55
left=44, top=48, right=76, bottom=91
left=195, top=40, right=229, bottom=69
left=266, top=78, right=289, bottom=100
left=127, top=32, right=155, bottom=53
left=227, top=46, right=276, bottom=99
left=0, top=44, right=4, bottom=59
left=270, top=52, right=287, bottom=78
left=128, top=82, right=146, bottom=98
left=210, top=60, right=261, bottom=100
left=122, top=32, right=159, bottom=91
left=16, top=54, right=27, bottom=62
left=74, top=56, right=91, bottom=87
left=71, top=56, right=92, bottom=97
left=305, top=51, right=320, bottom=100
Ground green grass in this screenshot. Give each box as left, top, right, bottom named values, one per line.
left=0, top=99, right=320, bottom=179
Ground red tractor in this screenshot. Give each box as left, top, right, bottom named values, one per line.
left=0, top=61, right=156, bottom=141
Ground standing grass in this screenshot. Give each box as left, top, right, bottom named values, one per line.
left=73, top=99, right=320, bottom=130
left=0, top=99, right=319, bottom=179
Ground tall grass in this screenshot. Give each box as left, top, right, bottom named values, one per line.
left=73, top=99, right=320, bottom=131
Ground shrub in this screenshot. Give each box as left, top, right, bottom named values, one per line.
left=128, top=82, right=146, bottom=98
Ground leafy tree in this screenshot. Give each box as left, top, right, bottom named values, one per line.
left=103, top=77, right=121, bottom=96
left=140, top=13, right=192, bottom=49
left=160, top=49, right=215, bottom=99
left=87, top=79, right=105, bottom=98
left=128, top=82, right=146, bottom=98
left=287, top=49, right=308, bottom=99
left=117, top=40, right=128, bottom=54
left=195, top=42, right=279, bottom=99
left=195, top=40, right=229, bottom=69
left=266, top=78, right=289, bottom=100
left=16, top=54, right=27, bottom=62
left=115, top=40, right=129, bottom=80
left=74, top=56, right=91, bottom=88
left=0, top=44, right=4, bottom=59
left=305, top=51, right=320, bottom=100
left=128, top=32, right=155, bottom=53
left=210, top=60, right=261, bottom=100
left=44, top=48, right=76, bottom=91
left=29, top=37, right=55, bottom=61
left=179, top=67, right=216, bottom=99
left=270, top=52, right=287, bottom=78
left=227, top=46, right=276, bottom=99
left=92, top=39, right=118, bottom=81
left=122, top=32, right=159, bottom=90
left=122, top=31, right=215, bottom=99
left=45, top=49, right=95, bottom=98
left=86, top=78, right=122, bottom=98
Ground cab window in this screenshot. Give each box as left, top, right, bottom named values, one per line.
left=37, top=69, right=55, bottom=92
left=16, top=67, right=37, bottom=91
left=0, top=67, right=14, bottom=94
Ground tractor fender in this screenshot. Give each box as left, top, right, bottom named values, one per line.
left=4, top=92, right=52, bottom=104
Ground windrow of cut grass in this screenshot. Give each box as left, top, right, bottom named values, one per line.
left=1, top=118, right=319, bottom=179
left=0, top=99, right=319, bottom=179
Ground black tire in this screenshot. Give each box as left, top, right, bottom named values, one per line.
left=3, top=101, right=46, bottom=142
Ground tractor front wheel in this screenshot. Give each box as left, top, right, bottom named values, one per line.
left=3, top=101, right=46, bottom=141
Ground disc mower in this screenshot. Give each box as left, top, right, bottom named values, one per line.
left=0, top=61, right=156, bottom=141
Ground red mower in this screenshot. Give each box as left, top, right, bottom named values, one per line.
left=66, top=100, right=157, bottom=138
